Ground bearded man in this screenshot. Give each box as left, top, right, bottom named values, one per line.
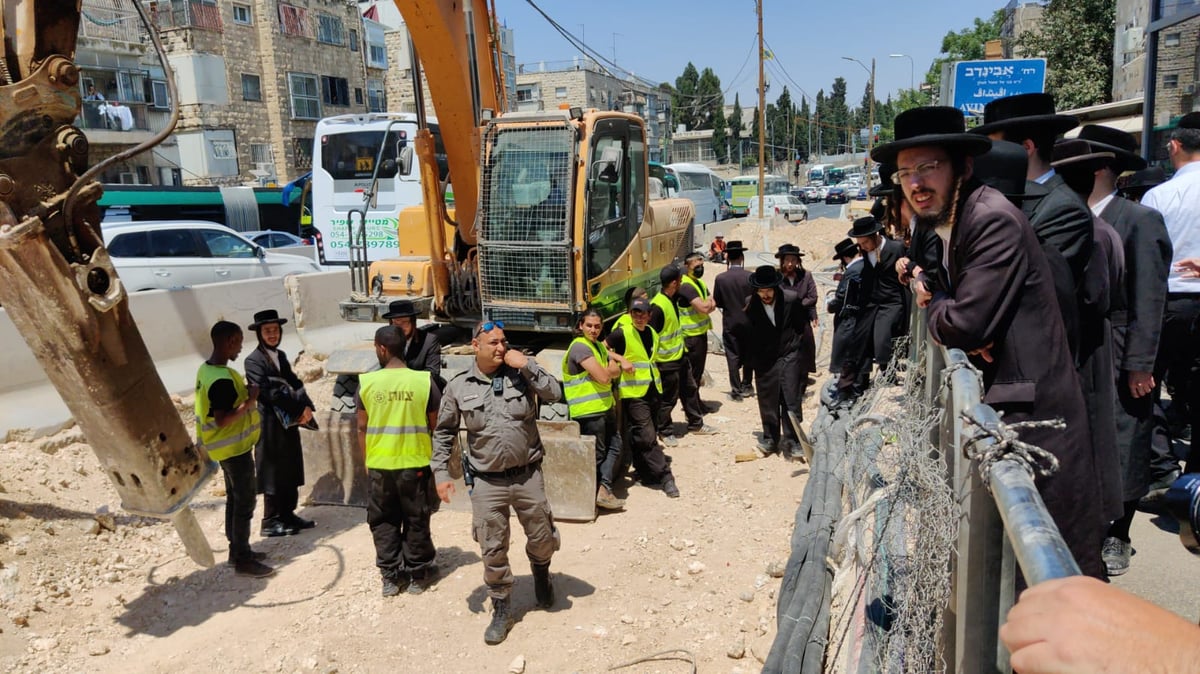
left=873, top=106, right=1107, bottom=579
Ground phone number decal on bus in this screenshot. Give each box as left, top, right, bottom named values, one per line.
left=324, top=217, right=399, bottom=251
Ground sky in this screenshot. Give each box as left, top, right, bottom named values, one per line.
left=494, top=0, right=1010, bottom=110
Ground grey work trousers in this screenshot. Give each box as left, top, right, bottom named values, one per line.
left=470, top=465, right=560, bottom=599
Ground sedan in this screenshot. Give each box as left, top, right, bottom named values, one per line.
left=247, top=230, right=310, bottom=248
left=825, top=187, right=848, bottom=204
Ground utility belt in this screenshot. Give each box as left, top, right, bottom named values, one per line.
left=473, top=459, right=541, bottom=482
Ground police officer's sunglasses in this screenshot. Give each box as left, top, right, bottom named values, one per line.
left=474, top=320, right=505, bottom=337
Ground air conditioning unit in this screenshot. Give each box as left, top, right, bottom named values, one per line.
left=1185, top=83, right=1197, bottom=95
left=254, top=162, right=277, bottom=178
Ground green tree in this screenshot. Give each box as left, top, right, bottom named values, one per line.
left=771, top=86, right=794, bottom=162
left=695, top=67, right=724, bottom=130
left=814, top=89, right=828, bottom=156
left=925, top=9, right=1005, bottom=101
left=797, top=96, right=812, bottom=161
left=828, top=77, right=850, bottom=153
left=711, top=104, right=729, bottom=164
left=1015, top=0, right=1115, bottom=109
left=728, top=94, right=744, bottom=166
left=672, top=62, right=699, bottom=131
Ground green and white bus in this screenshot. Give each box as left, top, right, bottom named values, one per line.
left=727, top=174, right=790, bottom=217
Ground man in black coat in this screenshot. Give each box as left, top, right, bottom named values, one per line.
left=875, top=106, right=1106, bottom=579
left=383, top=300, right=443, bottom=389
left=1078, top=124, right=1173, bottom=575
left=713, top=240, right=754, bottom=400
left=744, top=265, right=806, bottom=458
left=777, top=244, right=818, bottom=395
left=244, top=309, right=317, bottom=537
left=827, top=238, right=868, bottom=403
left=849, top=216, right=907, bottom=376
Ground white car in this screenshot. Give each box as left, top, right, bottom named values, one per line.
left=102, top=220, right=322, bottom=291
left=746, top=195, right=808, bottom=222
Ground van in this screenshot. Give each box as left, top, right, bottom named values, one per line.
left=746, top=195, right=808, bottom=222
left=102, top=220, right=322, bottom=291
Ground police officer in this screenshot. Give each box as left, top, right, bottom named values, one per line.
left=651, top=265, right=714, bottom=445
left=432, top=320, right=564, bottom=645
left=356, top=326, right=441, bottom=597
left=605, top=297, right=680, bottom=497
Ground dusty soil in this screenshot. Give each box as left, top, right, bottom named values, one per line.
left=0, top=217, right=851, bottom=674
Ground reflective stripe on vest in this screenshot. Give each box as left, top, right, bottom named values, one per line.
left=618, top=322, right=662, bottom=398
left=561, top=337, right=614, bottom=418
left=194, top=363, right=261, bottom=462
left=359, top=368, right=433, bottom=470
left=679, top=275, right=713, bottom=336
left=650, top=293, right=684, bottom=362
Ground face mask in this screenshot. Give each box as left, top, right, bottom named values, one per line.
left=692, top=265, right=704, bottom=279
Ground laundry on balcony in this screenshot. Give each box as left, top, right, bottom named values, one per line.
left=98, top=102, right=135, bottom=131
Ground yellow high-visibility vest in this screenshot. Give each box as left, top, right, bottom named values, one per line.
left=679, top=275, right=713, bottom=337
left=650, top=293, right=684, bottom=363
left=195, top=364, right=261, bottom=462
left=359, top=368, right=433, bottom=470
left=618, top=322, right=662, bottom=399
left=561, top=337, right=614, bottom=418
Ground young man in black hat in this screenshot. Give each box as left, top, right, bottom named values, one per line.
left=1142, top=112, right=1200, bottom=478
left=827, top=239, right=868, bottom=404
left=713, top=240, right=755, bottom=400
left=776, top=244, right=818, bottom=395
left=1075, top=124, right=1174, bottom=576
left=971, top=92, right=1094, bottom=291
left=873, top=105, right=1107, bottom=578
left=847, top=217, right=907, bottom=379
left=1116, top=166, right=1166, bottom=202
left=245, top=309, right=317, bottom=538
left=382, top=299, right=443, bottom=387
left=744, top=265, right=806, bottom=458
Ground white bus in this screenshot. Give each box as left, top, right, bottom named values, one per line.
left=310, top=113, right=445, bottom=265
left=664, top=162, right=725, bottom=225
left=807, top=163, right=832, bottom=186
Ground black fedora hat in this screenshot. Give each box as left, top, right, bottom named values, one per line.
left=868, top=161, right=897, bottom=197
left=871, top=106, right=992, bottom=164
left=973, top=139, right=1030, bottom=200
left=774, top=243, right=805, bottom=259
left=832, top=238, right=859, bottom=260
left=1117, top=165, right=1166, bottom=193
left=970, top=93, right=1078, bottom=138
left=1052, top=138, right=1115, bottom=171
left=725, top=239, right=748, bottom=254
left=1179, top=111, right=1200, bottom=130
left=1077, top=124, right=1147, bottom=172
left=748, top=265, right=783, bottom=289
left=847, top=216, right=883, bottom=238
left=248, top=309, right=288, bottom=331
left=381, top=299, right=419, bottom=319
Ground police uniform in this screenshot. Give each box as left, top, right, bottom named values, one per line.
left=431, top=358, right=564, bottom=600
left=358, top=366, right=441, bottom=591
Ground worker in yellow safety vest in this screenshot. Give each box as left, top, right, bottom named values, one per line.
left=650, top=265, right=716, bottom=446
left=606, top=296, right=679, bottom=498
left=679, top=251, right=717, bottom=394
left=562, top=308, right=632, bottom=511
left=195, top=320, right=271, bottom=577
left=356, top=325, right=442, bottom=598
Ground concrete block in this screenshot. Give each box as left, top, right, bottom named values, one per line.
left=300, top=410, right=370, bottom=507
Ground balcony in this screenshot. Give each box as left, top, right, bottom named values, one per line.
left=77, top=100, right=165, bottom=145
left=147, top=0, right=223, bottom=32
left=79, top=0, right=147, bottom=46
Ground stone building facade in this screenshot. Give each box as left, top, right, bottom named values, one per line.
left=1113, top=0, right=1151, bottom=101
left=1150, top=14, right=1200, bottom=129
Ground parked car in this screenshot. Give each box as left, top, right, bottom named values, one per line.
left=247, top=230, right=311, bottom=248
left=825, top=186, right=849, bottom=204
left=854, top=186, right=868, bottom=200
left=719, top=198, right=732, bottom=221
left=746, top=195, right=809, bottom=222
left=103, top=220, right=322, bottom=291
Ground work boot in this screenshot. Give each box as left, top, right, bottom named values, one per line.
left=234, top=558, right=275, bottom=578
left=483, top=597, right=515, bottom=645
left=381, top=572, right=410, bottom=597
left=596, top=485, right=626, bottom=511
left=532, top=562, right=555, bottom=608
left=227, top=549, right=267, bottom=566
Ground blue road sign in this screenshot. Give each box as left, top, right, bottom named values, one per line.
left=952, top=58, right=1047, bottom=117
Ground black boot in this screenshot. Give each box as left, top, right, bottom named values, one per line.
left=483, top=597, right=514, bottom=645
left=532, top=562, right=555, bottom=608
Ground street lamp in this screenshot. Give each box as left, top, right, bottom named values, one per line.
left=842, top=56, right=876, bottom=189
left=890, top=53, right=914, bottom=91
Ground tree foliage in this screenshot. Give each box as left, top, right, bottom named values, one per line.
left=672, top=63, right=699, bottom=131
left=728, top=94, right=744, bottom=165
left=1015, top=0, right=1115, bottom=109
left=711, top=104, right=729, bottom=164
left=695, top=67, right=723, bottom=130
left=925, top=9, right=1005, bottom=99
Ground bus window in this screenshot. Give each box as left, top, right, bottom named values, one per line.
left=320, top=130, right=407, bottom=181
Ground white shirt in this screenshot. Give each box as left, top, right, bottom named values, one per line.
left=1034, top=168, right=1056, bottom=185
left=1143, top=160, right=1200, bottom=293
left=866, top=249, right=878, bottom=265
left=762, top=301, right=776, bottom=326
left=1090, top=191, right=1117, bottom=217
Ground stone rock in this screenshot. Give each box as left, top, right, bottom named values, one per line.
left=669, top=538, right=686, bottom=551
left=619, top=615, right=634, bottom=624
left=766, top=561, right=786, bottom=578
left=754, top=574, right=769, bottom=589
left=506, top=655, right=526, bottom=674
left=87, top=642, right=110, bottom=656
left=31, top=636, right=58, bottom=652
left=738, top=591, right=754, bottom=603
left=621, top=634, right=636, bottom=646
left=687, top=561, right=705, bottom=575
left=726, top=634, right=745, bottom=659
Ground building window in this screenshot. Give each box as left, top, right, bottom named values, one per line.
left=321, top=76, right=350, bottom=106
left=1164, top=32, right=1181, bottom=48
left=316, top=13, right=344, bottom=45
left=278, top=3, right=312, bottom=38
left=232, top=3, right=251, bottom=25
left=150, top=80, right=170, bottom=108
left=367, top=78, right=386, bottom=112
left=367, top=42, right=387, bottom=68
left=349, top=28, right=359, bottom=52
left=293, top=137, right=313, bottom=170
left=250, top=143, right=272, bottom=165
left=354, top=87, right=363, bottom=105
left=288, top=73, right=321, bottom=119
left=1164, top=74, right=1180, bottom=89
left=153, top=0, right=223, bottom=31
left=555, top=86, right=568, bottom=99
left=241, top=73, right=262, bottom=101
left=517, top=86, right=535, bottom=102
left=210, top=140, right=236, bottom=160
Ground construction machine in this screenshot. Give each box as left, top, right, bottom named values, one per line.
left=0, top=2, right=214, bottom=566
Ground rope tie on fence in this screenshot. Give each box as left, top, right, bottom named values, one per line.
left=939, top=357, right=982, bottom=394
left=960, top=411, right=1063, bottom=489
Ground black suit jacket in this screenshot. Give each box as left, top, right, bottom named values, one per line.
left=744, top=289, right=804, bottom=369
left=1100, top=195, right=1173, bottom=373
left=406, top=329, right=443, bottom=385
left=861, top=238, right=907, bottom=308
left=713, top=265, right=753, bottom=332
left=244, top=345, right=314, bottom=492
left=1022, top=174, right=1094, bottom=287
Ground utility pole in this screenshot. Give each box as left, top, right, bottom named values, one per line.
left=867, top=57, right=875, bottom=190
left=756, top=0, right=765, bottom=218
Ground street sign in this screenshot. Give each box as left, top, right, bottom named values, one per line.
left=951, top=58, right=1047, bottom=117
